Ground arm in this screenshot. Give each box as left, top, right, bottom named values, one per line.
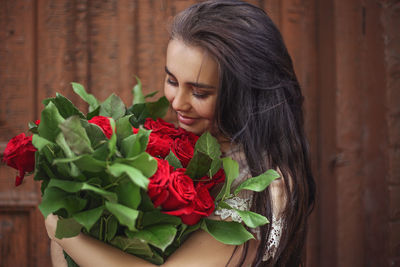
left=50, top=240, right=68, bottom=267
left=45, top=214, right=257, bottom=267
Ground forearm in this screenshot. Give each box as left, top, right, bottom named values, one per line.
left=51, top=240, right=67, bottom=267
left=55, top=233, right=155, bottom=267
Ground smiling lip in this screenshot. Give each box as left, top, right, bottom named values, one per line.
left=177, top=113, right=198, bottom=126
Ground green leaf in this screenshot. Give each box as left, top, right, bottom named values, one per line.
left=126, top=224, right=177, bottom=252
left=185, top=132, right=222, bottom=178
left=38, top=101, right=65, bottom=142
left=201, top=219, right=254, bottom=245
left=45, top=93, right=86, bottom=119
left=55, top=133, right=74, bottom=158
left=28, top=121, right=39, bottom=134
left=71, top=82, right=99, bottom=112
left=216, top=157, right=239, bottom=201
left=73, top=206, right=104, bottom=232
left=106, top=215, right=118, bottom=242
left=116, top=152, right=157, bottom=178
left=41, top=144, right=57, bottom=165
left=139, top=190, right=157, bottom=212
left=128, top=103, right=150, bottom=128
left=107, top=118, right=117, bottom=159
left=114, top=179, right=141, bottom=209
left=55, top=217, right=82, bottom=239
left=195, top=132, right=222, bottom=177
left=144, top=91, right=158, bottom=99
left=110, top=236, right=153, bottom=257
left=105, top=201, right=139, bottom=231
left=99, top=94, right=126, bottom=120
left=80, top=120, right=108, bottom=148
left=234, top=169, right=281, bottom=195
left=146, top=96, right=169, bottom=119
left=116, top=115, right=134, bottom=143
left=142, top=211, right=181, bottom=227
left=185, top=150, right=212, bottom=179
left=47, top=179, right=117, bottom=202
left=108, top=163, right=149, bottom=189
left=39, top=187, right=87, bottom=218
left=59, top=116, right=93, bottom=155
left=165, top=151, right=183, bottom=169
left=121, top=128, right=150, bottom=158
left=53, top=155, right=107, bottom=173
left=54, top=133, right=81, bottom=177
left=210, top=158, right=222, bottom=178
left=87, top=105, right=100, bottom=120
left=133, top=77, right=145, bottom=105
left=174, top=223, right=201, bottom=245
left=32, top=134, right=55, bottom=151
left=233, top=209, right=269, bottom=228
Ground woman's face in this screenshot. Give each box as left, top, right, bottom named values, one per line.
left=164, top=39, right=219, bottom=135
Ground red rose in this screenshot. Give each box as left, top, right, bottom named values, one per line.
left=88, top=116, right=113, bottom=139
left=171, top=135, right=195, bottom=167
left=180, top=185, right=215, bottom=225
left=35, top=120, right=40, bottom=125
left=161, top=168, right=196, bottom=211
left=146, top=133, right=173, bottom=158
left=148, top=158, right=173, bottom=207
left=164, top=184, right=215, bottom=225
left=2, top=133, right=37, bottom=186
left=144, top=118, right=182, bottom=138
left=197, top=168, right=226, bottom=190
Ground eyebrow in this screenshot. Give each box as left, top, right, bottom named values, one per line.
left=165, top=66, right=216, bottom=89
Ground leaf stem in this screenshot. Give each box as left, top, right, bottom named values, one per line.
left=99, top=217, right=104, bottom=242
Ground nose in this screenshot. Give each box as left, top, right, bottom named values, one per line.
left=171, top=87, right=191, bottom=112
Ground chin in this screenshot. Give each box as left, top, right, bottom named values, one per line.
left=177, top=123, right=202, bottom=136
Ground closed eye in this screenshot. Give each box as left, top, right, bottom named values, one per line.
left=192, top=90, right=210, bottom=99
left=166, top=77, right=178, bottom=86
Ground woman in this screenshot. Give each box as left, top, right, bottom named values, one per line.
left=46, top=1, right=315, bottom=266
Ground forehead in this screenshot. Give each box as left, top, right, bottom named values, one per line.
left=166, top=39, right=219, bottom=86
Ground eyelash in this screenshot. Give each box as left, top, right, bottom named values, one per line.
left=166, top=78, right=209, bottom=99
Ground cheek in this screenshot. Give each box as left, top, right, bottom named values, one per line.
left=164, top=84, right=174, bottom=103
left=193, top=99, right=216, bottom=120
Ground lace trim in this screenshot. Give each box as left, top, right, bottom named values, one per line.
left=263, top=215, right=283, bottom=261
left=214, top=196, right=252, bottom=222
left=214, top=196, right=283, bottom=261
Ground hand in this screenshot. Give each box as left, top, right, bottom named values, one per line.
left=45, top=214, right=59, bottom=240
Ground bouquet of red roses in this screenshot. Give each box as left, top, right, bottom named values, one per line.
left=2, top=80, right=279, bottom=266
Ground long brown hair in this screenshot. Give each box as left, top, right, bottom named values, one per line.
left=170, top=1, right=316, bottom=266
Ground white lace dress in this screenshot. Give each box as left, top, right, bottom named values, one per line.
left=214, top=146, right=284, bottom=261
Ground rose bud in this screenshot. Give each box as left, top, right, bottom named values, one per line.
left=3, top=133, right=37, bottom=186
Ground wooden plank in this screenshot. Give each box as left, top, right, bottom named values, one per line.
left=87, top=0, right=120, bottom=101
left=0, top=210, right=30, bottom=267
left=334, top=0, right=365, bottom=266
left=317, top=0, right=338, bottom=266
left=37, top=0, right=84, bottom=112
left=380, top=1, right=400, bottom=265
left=359, top=1, right=388, bottom=265
left=116, top=0, right=137, bottom=104
left=0, top=0, right=35, bottom=139
left=136, top=0, right=168, bottom=97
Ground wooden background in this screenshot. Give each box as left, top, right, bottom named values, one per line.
left=1, top=0, right=399, bottom=266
